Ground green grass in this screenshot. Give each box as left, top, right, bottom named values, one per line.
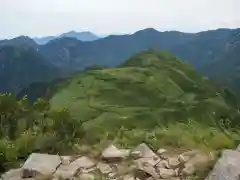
left=49, top=50, right=240, bottom=152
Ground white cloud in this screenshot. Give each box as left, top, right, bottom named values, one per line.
left=0, top=0, right=239, bottom=38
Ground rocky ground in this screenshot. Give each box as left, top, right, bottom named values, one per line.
left=1, top=143, right=238, bottom=180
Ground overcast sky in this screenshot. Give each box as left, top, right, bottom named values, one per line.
left=0, top=0, right=239, bottom=39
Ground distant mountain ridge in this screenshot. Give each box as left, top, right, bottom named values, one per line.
left=34, top=30, right=100, bottom=44
left=1, top=28, right=240, bottom=94
left=0, top=43, right=61, bottom=93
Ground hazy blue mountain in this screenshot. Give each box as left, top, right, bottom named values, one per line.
left=34, top=31, right=99, bottom=45
left=0, top=36, right=38, bottom=49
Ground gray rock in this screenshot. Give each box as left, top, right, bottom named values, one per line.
left=132, top=143, right=158, bottom=159
left=102, top=145, right=129, bottom=161
left=157, top=148, right=167, bottom=155
left=1, top=169, right=24, bottom=180
left=22, top=153, right=61, bottom=178
left=205, top=150, right=240, bottom=180
left=74, top=156, right=95, bottom=169
left=97, top=162, right=113, bottom=174
left=54, top=156, right=95, bottom=179
left=158, top=168, right=175, bottom=179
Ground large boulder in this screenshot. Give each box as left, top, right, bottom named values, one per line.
left=205, top=150, right=240, bottom=180
left=22, top=153, right=61, bottom=178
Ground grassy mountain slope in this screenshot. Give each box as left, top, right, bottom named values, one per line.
left=0, top=45, right=61, bottom=93
left=49, top=50, right=240, bottom=149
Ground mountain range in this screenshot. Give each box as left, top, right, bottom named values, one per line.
left=0, top=28, right=240, bottom=94
left=33, top=31, right=100, bottom=45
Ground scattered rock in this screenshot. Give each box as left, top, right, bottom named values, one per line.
left=102, top=145, right=128, bottom=161
left=168, top=157, right=180, bottom=169
left=77, top=173, right=95, bottom=180
left=157, top=148, right=167, bottom=155
left=158, top=168, right=176, bottom=179
left=97, top=162, right=113, bottom=174
left=205, top=150, right=240, bottom=180
left=54, top=156, right=95, bottom=179
left=22, top=153, right=61, bottom=178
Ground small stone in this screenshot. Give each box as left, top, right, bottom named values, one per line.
left=102, top=145, right=128, bottom=161
left=61, top=156, right=72, bottom=165
left=78, top=173, right=95, bottom=180
left=97, top=162, right=113, bottom=174
left=132, top=143, right=159, bottom=159
left=157, top=148, right=167, bottom=155
left=158, top=168, right=175, bottom=179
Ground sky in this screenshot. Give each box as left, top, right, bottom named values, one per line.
left=0, top=0, right=240, bottom=39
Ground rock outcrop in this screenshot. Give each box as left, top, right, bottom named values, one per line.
left=1, top=144, right=212, bottom=180
left=205, top=150, right=240, bottom=180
